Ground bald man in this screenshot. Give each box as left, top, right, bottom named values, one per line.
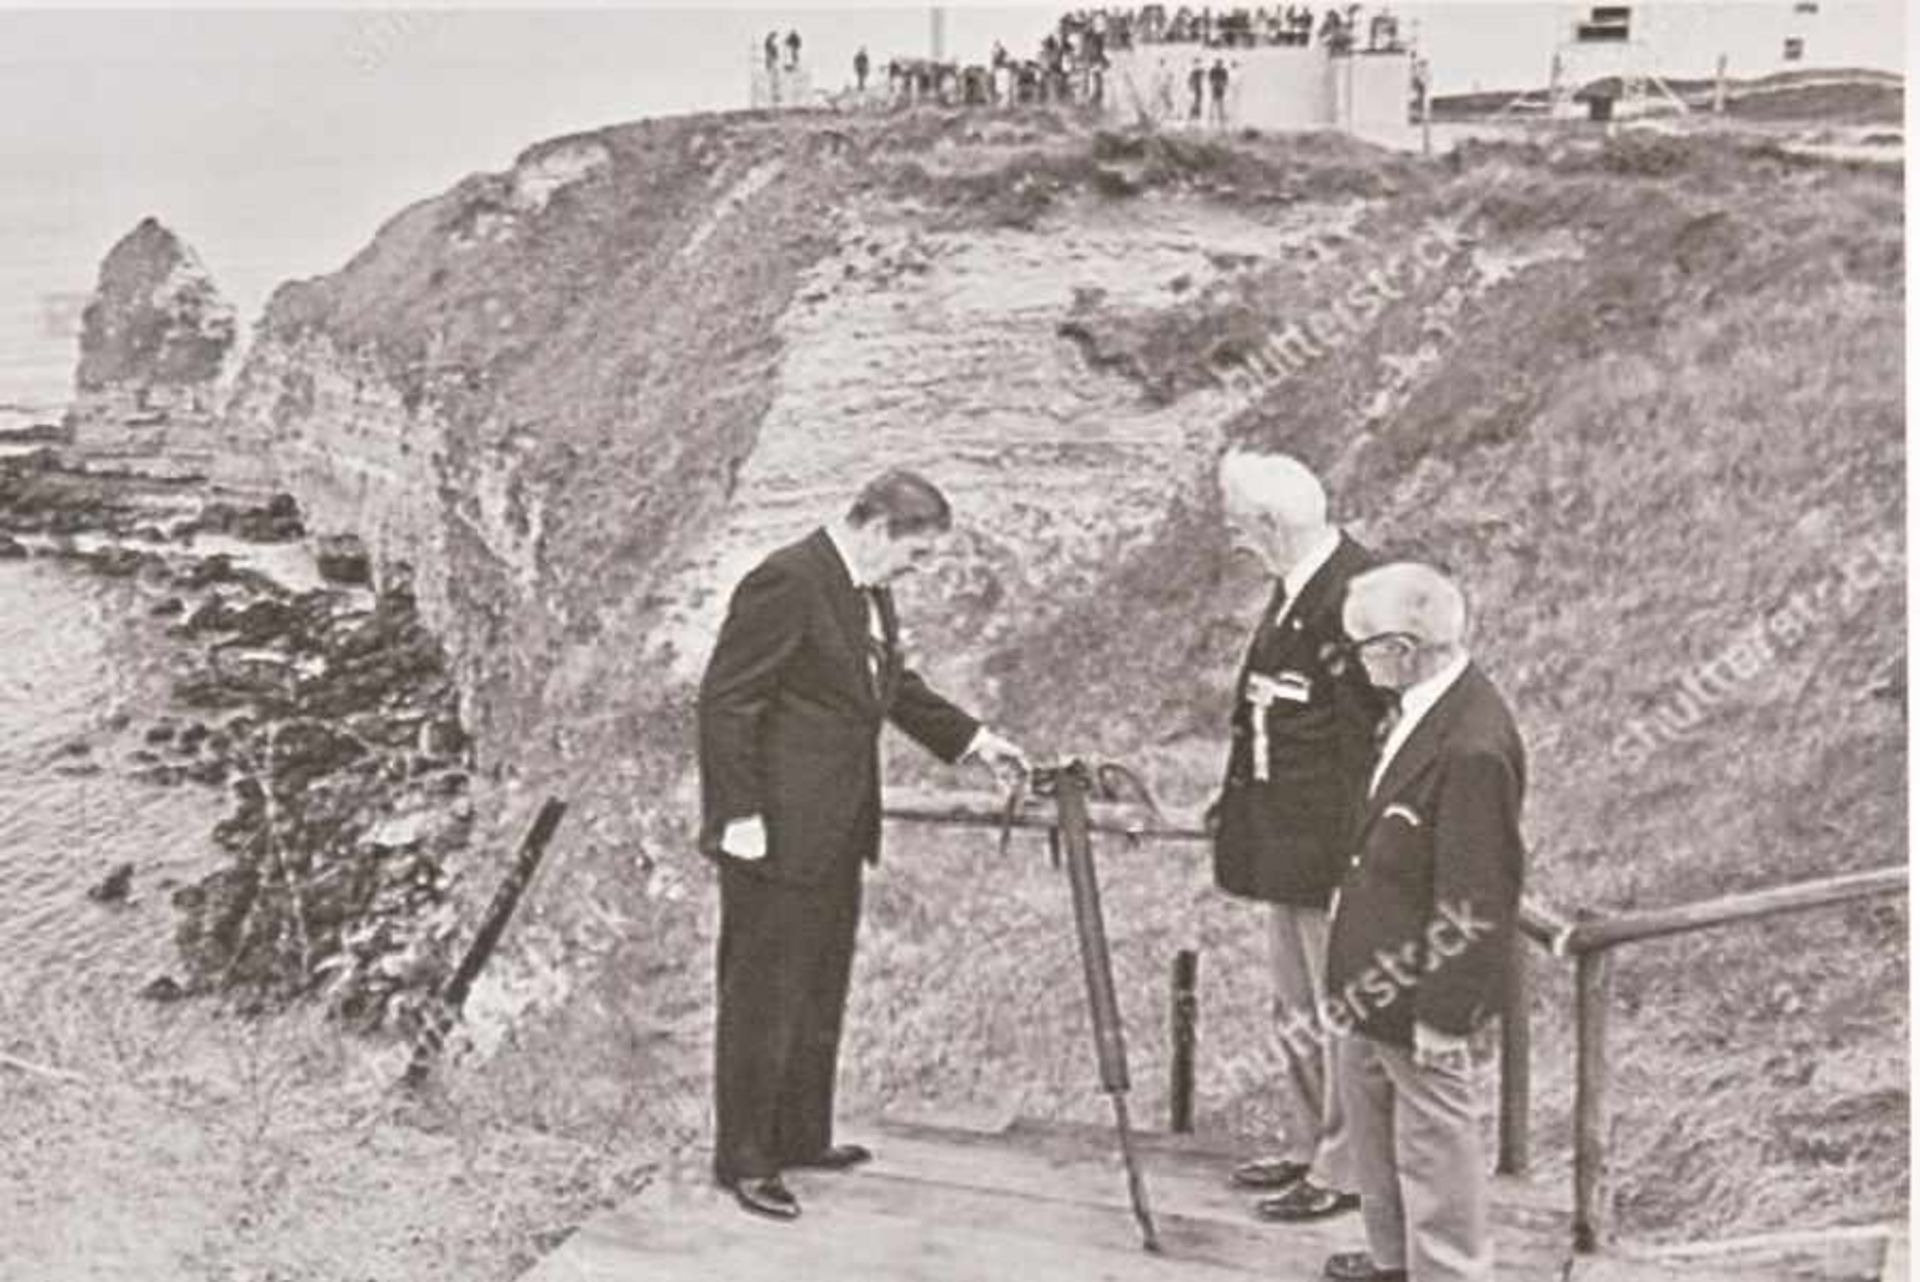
left=1321, top=563, right=1527, bottom=1282
left=1211, top=450, right=1387, bottom=1222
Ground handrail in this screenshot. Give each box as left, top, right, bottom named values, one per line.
left=1540, top=863, right=1907, bottom=1253
left=884, top=786, right=1577, bottom=943
left=879, top=788, right=1908, bottom=1255
left=1556, top=866, right=1907, bottom=954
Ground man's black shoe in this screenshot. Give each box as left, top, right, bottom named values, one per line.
left=1322, top=1250, right=1406, bottom=1281
left=1256, top=1180, right=1361, bottom=1222
left=1230, top=1156, right=1310, bottom=1190
left=785, top=1143, right=874, bottom=1172
left=723, top=1174, right=801, bottom=1220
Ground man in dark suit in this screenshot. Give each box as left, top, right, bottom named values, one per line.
left=1210, top=450, right=1386, bottom=1222
left=1321, top=563, right=1527, bottom=1282
left=697, top=469, right=1026, bottom=1221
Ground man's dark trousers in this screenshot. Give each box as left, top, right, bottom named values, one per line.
left=713, top=853, right=862, bottom=1181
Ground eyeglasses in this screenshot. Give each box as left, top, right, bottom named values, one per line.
left=1318, top=630, right=1420, bottom=676
left=1350, top=630, right=1421, bottom=655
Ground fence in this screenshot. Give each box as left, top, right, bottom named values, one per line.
left=880, top=785, right=1909, bottom=1253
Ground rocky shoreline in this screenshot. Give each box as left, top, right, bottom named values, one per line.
left=1, top=449, right=476, bottom=1031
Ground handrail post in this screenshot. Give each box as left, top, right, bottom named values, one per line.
left=1496, top=934, right=1532, bottom=1176
left=1170, top=949, right=1198, bottom=1134
left=1572, top=945, right=1615, bottom=1253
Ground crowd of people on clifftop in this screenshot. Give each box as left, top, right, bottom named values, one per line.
left=856, top=4, right=1404, bottom=115
left=1054, top=5, right=1406, bottom=54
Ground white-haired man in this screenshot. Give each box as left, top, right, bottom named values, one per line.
left=1210, top=450, right=1388, bottom=1222
left=1321, top=563, right=1528, bottom=1282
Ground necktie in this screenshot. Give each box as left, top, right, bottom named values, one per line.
left=1262, top=577, right=1291, bottom=637
left=1368, top=694, right=1404, bottom=796
left=1373, top=694, right=1403, bottom=746
left=861, top=586, right=892, bottom=697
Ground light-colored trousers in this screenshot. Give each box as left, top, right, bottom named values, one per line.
left=1267, top=903, right=1352, bottom=1189
left=1338, top=1031, right=1492, bottom=1281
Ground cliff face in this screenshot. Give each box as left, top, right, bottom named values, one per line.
left=66, top=217, right=236, bottom=476
left=215, top=115, right=1431, bottom=826
left=209, top=111, right=1904, bottom=1237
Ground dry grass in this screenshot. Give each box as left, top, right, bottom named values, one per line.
left=0, top=980, right=655, bottom=1280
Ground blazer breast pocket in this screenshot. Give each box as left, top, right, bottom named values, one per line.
left=1367, top=806, right=1432, bottom=884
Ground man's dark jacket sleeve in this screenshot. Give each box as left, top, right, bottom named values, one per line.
left=697, top=559, right=807, bottom=835
left=1417, top=748, right=1525, bottom=1036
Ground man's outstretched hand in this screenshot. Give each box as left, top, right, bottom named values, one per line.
left=967, top=727, right=1031, bottom=788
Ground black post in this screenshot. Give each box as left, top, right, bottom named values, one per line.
left=1170, top=949, right=1198, bottom=1134
left=1573, top=947, right=1615, bottom=1253
left=1054, top=762, right=1160, bottom=1253
left=402, top=797, right=568, bottom=1087
left=1496, top=935, right=1532, bottom=1176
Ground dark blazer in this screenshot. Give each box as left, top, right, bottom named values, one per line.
left=697, top=529, right=980, bottom=885
left=1213, top=533, right=1386, bottom=907
left=1325, top=662, right=1527, bottom=1048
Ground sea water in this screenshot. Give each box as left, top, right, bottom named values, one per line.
left=0, top=559, right=225, bottom=1004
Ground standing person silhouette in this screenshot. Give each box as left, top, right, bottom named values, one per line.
left=699, top=469, right=1028, bottom=1222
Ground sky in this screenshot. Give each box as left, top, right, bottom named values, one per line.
left=0, top=2, right=1908, bottom=408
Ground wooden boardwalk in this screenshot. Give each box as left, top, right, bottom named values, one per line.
left=521, top=1113, right=1897, bottom=1281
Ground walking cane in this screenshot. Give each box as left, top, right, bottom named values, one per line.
left=1045, top=759, right=1162, bottom=1253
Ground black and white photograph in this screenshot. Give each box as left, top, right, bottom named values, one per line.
left=0, top=2, right=1908, bottom=1279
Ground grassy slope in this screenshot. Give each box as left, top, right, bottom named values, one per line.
left=985, top=127, right=1907, bottom=1237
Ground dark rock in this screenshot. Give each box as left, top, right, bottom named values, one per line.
left=183, top=758, right=229, bottom=787
left=196, top=498, right=304, bottom=543
left=176, top=554, right=237, bottom=589
left=144, top=723, right=178, bottom=745
left=88, top=547, right=145, bottom=578
left=140, top=975, right=188, bottom=1003
left=149, top=595, right=185, bottom=618
left=181, top=596, right=234, bottom=634
left=226, top=598, right=296, bottom=645
left=269, top=721, right=368, bottom=790
left=0, top=535, right=25, bottom=559
left=315, top=533, right=372, bottom=586
left=87, top=862, right=134, bottom=903
left=173, top=671, right=251, bottom=711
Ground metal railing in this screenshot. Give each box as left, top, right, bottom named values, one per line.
left=880, top=786, right=1909, bottom=1252
left=1502, top=864, right=1908, bottom=1251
